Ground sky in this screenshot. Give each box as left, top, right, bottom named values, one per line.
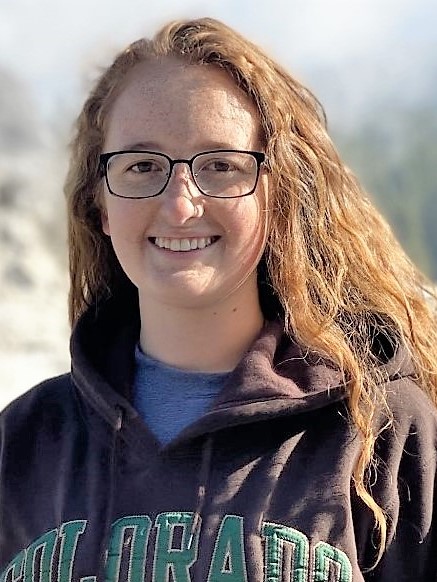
left=1, top=0, right=436, bottom=125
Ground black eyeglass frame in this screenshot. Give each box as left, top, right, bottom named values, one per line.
left=99, top=149, right=266, bottom=199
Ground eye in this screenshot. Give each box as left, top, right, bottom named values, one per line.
left=201, top=159, right=237, bottom=173
left=129, top=160, right=164, bottom=173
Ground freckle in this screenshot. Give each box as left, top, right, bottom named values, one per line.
left=232, top=307, right=237, bottom=313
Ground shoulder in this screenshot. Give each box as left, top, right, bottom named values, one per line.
left=0, top=373, right=91, bottom=487
left=374, top=335, right=437, bottom=449
left=0, top=373, right=77, bottom=438
left=385, top=376, right=437, bottom=446
left=356, top=378, right=437, bottom=576
left=374, top=377, right=437, bottom=519
left=374, top=375, right=437, bottom=478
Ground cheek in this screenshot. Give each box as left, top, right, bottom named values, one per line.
left=227, top=197, right=267, bottom=261
left=102, top=197, right=148, bottom=240
left=236, top=190, right=267, bottom=242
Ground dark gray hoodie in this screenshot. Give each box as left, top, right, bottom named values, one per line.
left=1, top=298, right=436, bottom=581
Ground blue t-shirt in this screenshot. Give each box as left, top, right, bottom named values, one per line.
left=133, top=345, right=231, bottom=445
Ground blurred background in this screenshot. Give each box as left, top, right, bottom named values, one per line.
left=1, top=0, right=436, bottom=409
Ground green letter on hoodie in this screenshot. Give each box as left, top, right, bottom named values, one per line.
left=23, top=529, right=57, bottom=582
left=262, top=522, right=309, bottom=582
left=58, top=521, right=87, bottom=582
left=153, top=512, right=199, bottom=581
left=207, top=515, right=248, bottom=581
left=0, top=551, right=25, bottom=582
left=314, top=541, right=352, bottom=582
left=106, top=516, right=152, bottom=582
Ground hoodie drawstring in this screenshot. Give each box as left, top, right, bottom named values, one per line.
left=188, top=435, right=213, bottom=550
left=97, top=406, right=123, bottom=582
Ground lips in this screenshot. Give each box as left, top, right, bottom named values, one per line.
left=150, top=236, right=219, bottom=251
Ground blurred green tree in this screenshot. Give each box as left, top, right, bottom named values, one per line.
left=334, top=106, right=437, bottom=279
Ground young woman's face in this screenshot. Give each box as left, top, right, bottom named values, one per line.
left=101, top=59, right=269, bottom=311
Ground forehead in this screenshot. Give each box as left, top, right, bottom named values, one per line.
left=104, top=58, right=261, bottom=152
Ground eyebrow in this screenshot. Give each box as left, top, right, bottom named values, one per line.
left=112, top=140, right=250, bottom=153
left=120, top=141, right=161, bottom=151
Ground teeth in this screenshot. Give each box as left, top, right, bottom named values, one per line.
left=153, top=237, right=214, bottom=251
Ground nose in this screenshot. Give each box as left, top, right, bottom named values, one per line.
left=159, top=163, right=204, bottom=224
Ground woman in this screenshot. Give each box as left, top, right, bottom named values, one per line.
left=1, top=17, right=436, bottom=582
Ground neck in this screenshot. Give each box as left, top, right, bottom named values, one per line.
left=138, top=283, right=264, bottom=373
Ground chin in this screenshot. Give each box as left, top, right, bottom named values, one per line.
left=139, top=280, right=220, bottom=307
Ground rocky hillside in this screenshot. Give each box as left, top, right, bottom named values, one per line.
left=0, top=69, right=70, bottom=410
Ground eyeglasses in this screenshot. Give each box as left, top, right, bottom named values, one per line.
left=99, top=149, right=266, bottom=199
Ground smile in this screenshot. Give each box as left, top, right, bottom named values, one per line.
left=150, top=237, right=219, bottom=252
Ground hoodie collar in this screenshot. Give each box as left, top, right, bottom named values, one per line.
left=70, top=296, right=417, bottom=447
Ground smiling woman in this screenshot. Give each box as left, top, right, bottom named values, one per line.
left=1, top=16, right=437, bottom=582
left=99, top=59, right=268, bottom=370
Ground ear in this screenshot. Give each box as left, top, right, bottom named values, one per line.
left=101, top=207, right=110, bottom=236
left=259, top=171, right=271, bottom=209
